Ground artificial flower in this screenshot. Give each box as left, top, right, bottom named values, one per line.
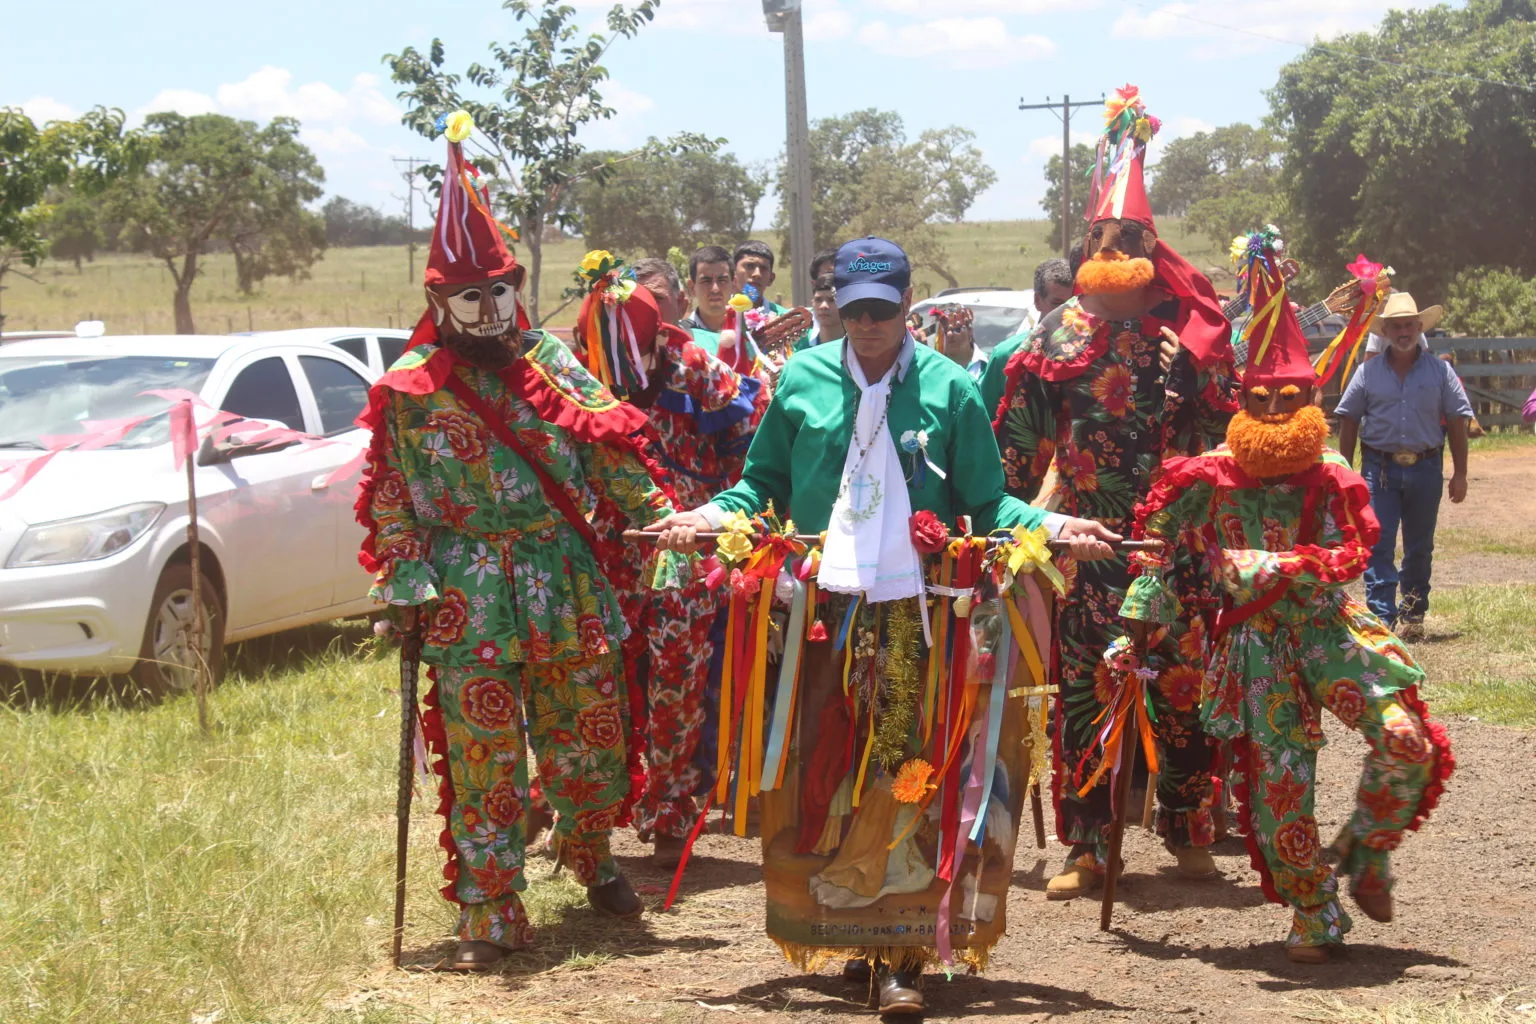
left=1133, top=117, right=1153, bottom=142
left=717, top=530, right=754, bottom=565
left=807, top=620, right=829, bottom=643
left=891, top=758, right=936, bottom=804
left=1346, top=253, right=1383, bottom=284
left=728, top=293, right=754, bottom=313
left=1103, top=83, right=1142, bottom=126
left=909, top=510, right=948, bottom=554
left=580, top=249, right=615, bottom=277
left=443, top=110, right=474, bottom=143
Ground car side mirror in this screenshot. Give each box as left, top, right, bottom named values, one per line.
left=199, top=418, right=302, bottom=465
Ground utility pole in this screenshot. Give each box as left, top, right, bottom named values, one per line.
left=1019, top=94, right=1102, bottom=261
left=391, top=156, right=426, bottom=283
left=765, top=0, right=814, bottom=307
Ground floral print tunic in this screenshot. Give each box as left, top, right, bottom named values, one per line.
left=361, top=332, right=679, bottom=667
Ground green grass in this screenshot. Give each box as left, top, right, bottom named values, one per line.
left=0, top=624, right=448, bottom=1024
left=1416, top=583, right=1536, bottom=727
left=1, top=216, right=1237, bottom=336
left=1469, top=431, right=1536, bottom=452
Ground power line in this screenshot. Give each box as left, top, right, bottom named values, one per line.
left=1113, top=0, right=1536, bottom=94
left=1019, top=94, right=1104, bottom=261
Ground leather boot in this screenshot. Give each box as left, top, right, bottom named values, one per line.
left=1173, top=845, right=1218, bottom=878
left=1046, top=860, right=1102, bottom=900
left=876, top=964, right=924, bottom=1016
left=1286, top=944, right=1330, bottom=965
left=842, top=958, right=872, bottom=985
left=1353, top=888, right=1393, bottom=923
left=451, top=939, right=510, bottom=971
left=652, top=834, right=687, bottom=870
left=588, top=874, right=644, bottom=919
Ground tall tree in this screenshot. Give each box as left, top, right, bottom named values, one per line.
left=48, top=191, right=104, bottom=272
left=1039, top=142, right=1094, bottom=249
left=775, top=109, right=995, bottom=285
left=108, top=113, right=326, bottom=332
left=1146, top=124, right=1284, bottom=250
left=0, top=106, right=138, bottom=331
left=322, top=196, right=424, bottom=247
left=1270, top=0, right=1536, bottom=299
left=572, top=144, right=764, bottom=258
left=386, top=0, right=717, bottom=324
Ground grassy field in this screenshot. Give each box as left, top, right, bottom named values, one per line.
left=0, top=217, right=1237, bottom=336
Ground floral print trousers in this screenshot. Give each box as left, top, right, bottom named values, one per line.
left=433, top=655, right=629, bottom=948
left=624, top=580, right=722, bottom=841
left=1232, top=677, right=1436, bottom=949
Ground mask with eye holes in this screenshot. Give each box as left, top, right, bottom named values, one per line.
left=425, top=270, right=525, bottom=366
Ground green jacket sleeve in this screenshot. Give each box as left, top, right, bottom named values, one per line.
left=950, top=376, right=1046, bottom=534
left=979, top=332, right=1024, bottom=420
left=708, top=362, right=798, bottom=518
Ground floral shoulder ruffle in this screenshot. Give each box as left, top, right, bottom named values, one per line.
left=1014, top=299, right=1110, bottom=383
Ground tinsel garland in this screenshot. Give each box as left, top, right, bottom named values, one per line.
left=872, top=601, right=922, bottom=770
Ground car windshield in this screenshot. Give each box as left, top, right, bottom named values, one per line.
left=0, top=354, right=216, bottom=449
left=919, top=304, right=1033, bottom=354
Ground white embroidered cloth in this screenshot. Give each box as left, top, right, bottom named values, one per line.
left=818, top=345, right=924, bottom=603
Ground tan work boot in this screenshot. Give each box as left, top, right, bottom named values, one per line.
left=1046, top=860, right=1102, bottom=900
left=1173, top=845, right=1218, bottom=878
left=1286, top=944, right=1330, bottom=965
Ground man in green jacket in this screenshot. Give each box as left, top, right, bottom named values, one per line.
left=651, top=237, right=1117, bottom=1016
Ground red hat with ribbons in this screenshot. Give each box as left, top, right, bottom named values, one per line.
left=424, top=111, right=523, bottom=289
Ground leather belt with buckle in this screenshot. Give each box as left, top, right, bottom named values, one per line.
left=1365, top=446, right=1438, bottom=467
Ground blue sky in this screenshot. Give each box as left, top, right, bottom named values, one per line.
left=4, top=0, right=1427, bottom=227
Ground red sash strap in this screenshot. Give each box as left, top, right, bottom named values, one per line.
left=441, top=371, right=599, bottom=551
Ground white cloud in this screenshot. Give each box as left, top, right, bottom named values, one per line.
left=138, top=88, right=219, bottom=118
left=857, top=17, right=1053, bottom=65
left=212, top=67, right=401, bottom=127
left=17, top=96, right=77, bottom=124
left=1110, top=0, right=1396, bottom=56
left=804, top=9, right=856, bottom=41
left=1167, top=116, right=1215, bottom=139
left=304, top=125, right=372, bottom=155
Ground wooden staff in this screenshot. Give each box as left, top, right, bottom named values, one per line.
left=622, top=530, right=1160, bottom=552
left=392, top=625, right=423, bottom=968
left=1100, top=736, right=1137, bottom=931
left=1030, top=783, right=1047, bottom=849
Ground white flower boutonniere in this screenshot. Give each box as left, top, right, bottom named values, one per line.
left=899, top=429, right=946, bottom=481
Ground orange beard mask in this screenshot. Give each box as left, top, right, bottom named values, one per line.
left=1076, top=251, right=1156, bottom=296
left=1225, top=404, right=1329, bottom=480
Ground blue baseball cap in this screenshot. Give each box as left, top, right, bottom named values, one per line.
left=832, top=236, right=910, bottom=309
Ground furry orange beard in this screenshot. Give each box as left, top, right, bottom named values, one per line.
left=1076, top=252, right=1155, bottom=295
left=1226, top=404, right=1329, bottom=479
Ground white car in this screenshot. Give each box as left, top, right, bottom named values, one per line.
left=0, top=334, right=381, bottom=691
left=911, top=288, right=1040, bottom=355
left=251, top=327, right=412, bottom=376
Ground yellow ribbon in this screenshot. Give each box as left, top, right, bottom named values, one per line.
left=1005, top=525, right=1066, bottom=595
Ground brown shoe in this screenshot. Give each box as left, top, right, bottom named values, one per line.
left=1173, top=845, right=1218, bottom=879
left=1286, top=944, right=1330, bottom=965
left=451, top=939, right=510, bottom=971
left=877, top=965, right=924, bottom=1016
left=842, top=958, right=872, bottom=985
left=588, top=875, right=644, bottom=919
left=1046, top=860, right=1102, bottom=901
left=652, top=834, right=687, bottom=870
left=1354, top=889, right=1393, bottom=923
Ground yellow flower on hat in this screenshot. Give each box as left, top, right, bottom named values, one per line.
left=444, top=110, right=474, bottom=144
left=581, top=249, right=614, bottom=275
left=1133, top=117, right=1154, bottom=142
left=728, top=293, right=753, bottom=313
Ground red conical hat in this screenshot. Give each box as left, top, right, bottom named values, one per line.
left=1087, top=85, right=1158, bottom=229
left=1241, top=257, right=1316, bottom=388
left=424, top=113, right=522, bottom=288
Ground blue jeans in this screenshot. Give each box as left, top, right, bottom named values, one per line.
left=1360, top=449, right=1443, bottom=625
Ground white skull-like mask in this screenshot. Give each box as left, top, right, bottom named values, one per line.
left=427, top=272, right=521, bottom=341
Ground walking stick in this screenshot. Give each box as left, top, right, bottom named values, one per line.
left=1029, top=783, right=1047, bottom=849
left=392, top=623, right=423, bottom=968
left=1100, top=737, right=1137, bottom=931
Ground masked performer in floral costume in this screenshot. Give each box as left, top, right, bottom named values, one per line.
left=356, top=115, right=686, bottom=970
left=994, top=85, right=1240, bottom=897
left=652, top=237, right=1120, bottom=1016
left=1117, top=244, right=1453, bottom=963
left=576, top=250, right=769, bottom=867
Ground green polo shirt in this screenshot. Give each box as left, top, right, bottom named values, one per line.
left=706, top=338, right=1049, bottom=535
left=979, top=329, right=1029, bottom=420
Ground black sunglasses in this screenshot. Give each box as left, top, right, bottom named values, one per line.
left=840, top=299, right=903, bottom=323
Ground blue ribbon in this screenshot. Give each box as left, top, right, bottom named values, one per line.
left=968, top=604, right=1011, bottom=844
left=760, top=573, right=807, bottom=790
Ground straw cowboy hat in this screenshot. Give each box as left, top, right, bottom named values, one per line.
left=1371, top=291, right=1443, bottom=335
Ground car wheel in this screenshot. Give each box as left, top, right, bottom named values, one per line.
left=132, top=562, right=225, bottom=697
